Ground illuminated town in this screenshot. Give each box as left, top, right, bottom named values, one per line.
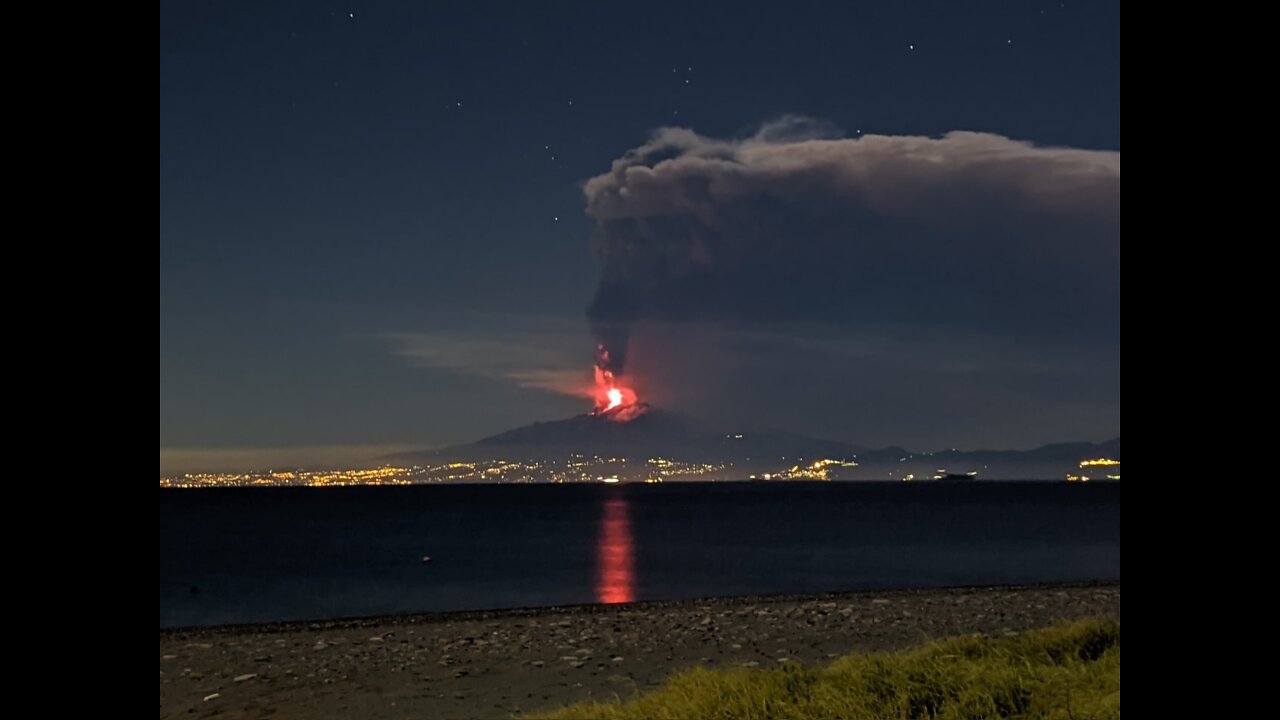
left=161, top=456, right=745, bottom=488
left=160, top=454, right=1120, bottom=488
left=1067, top=457, right=1121, bottom=483
left=748, top=458, right=861, bottom=481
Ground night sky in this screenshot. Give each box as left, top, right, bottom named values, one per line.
left=160, top=1, right=1120, bottom=472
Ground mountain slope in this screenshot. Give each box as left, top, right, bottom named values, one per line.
left=389, top=405, right=861, bottom=463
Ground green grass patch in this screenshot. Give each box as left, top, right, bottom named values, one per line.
left=530, top=618, right=1119, bottom=720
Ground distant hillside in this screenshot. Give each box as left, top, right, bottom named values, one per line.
left=930, top=438, right=1121, bottom=464
left=384, top=407, right=1119, bottom=481
left=864, top=437, right=1120, bottom=481
left=390, top=404, right=862, bottom=464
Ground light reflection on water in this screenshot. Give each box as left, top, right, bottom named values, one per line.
left=596, top=497, right=635, bottom=603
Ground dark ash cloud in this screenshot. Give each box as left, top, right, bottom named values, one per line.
left=583, top=117, right=1120, bottom=372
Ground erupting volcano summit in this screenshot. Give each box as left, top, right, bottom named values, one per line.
left=592, top=345, right=644, bottom=422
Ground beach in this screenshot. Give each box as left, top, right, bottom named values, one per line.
left=159, top=581, right=1120, bottom=719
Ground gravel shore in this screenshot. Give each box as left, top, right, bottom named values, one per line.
left=160, top=581, right=1120, bottom=719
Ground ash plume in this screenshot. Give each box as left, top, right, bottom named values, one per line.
left=582, top=117, right=1120, bottom=374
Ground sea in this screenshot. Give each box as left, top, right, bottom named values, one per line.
left=159, top=481, right=1120, bottom=628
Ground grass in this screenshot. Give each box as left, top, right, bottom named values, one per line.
left=530, top=618, right=1119, bottom=720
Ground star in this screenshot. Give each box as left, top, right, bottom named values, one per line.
left=908, top=44, right=915, bottom=50
left=348, top=12, right=354, bottom=19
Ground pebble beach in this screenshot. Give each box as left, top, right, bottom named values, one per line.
left=160, top=582, right=1120, bottom=719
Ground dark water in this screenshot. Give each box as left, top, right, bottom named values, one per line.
left=159, top=482, right=1120, bottom=628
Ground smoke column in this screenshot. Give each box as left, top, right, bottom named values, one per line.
left=581, top=117, right=1120, bottom=376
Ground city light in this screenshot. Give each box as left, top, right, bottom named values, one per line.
left=1079, top=458, right=1120, bottom=468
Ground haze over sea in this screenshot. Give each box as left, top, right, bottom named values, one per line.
left=160, top=482, right=1119, bottom=628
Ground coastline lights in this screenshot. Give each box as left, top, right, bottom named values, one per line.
left=1079, top=458, right=1120, bottom=468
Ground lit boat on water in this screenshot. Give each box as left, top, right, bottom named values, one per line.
left=933, top=470, right=978, bottom=482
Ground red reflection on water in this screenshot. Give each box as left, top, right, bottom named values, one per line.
left=596, top=497, right=635, bottom=604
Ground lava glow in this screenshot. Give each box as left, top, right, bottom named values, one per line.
left=592, top=364, right=640, bottom=419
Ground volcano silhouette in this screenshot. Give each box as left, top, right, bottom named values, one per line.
left=390, top=404, right=863, bottom=463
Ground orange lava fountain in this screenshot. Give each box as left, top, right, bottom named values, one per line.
left=593, top=366, right=637, bottom=409
left=592, top=366, right=641, bottom=419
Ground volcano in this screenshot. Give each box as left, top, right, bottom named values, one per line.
left=389, top=404, right=864, bottom=464
left=384, top=407, right=1121, bottom=482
